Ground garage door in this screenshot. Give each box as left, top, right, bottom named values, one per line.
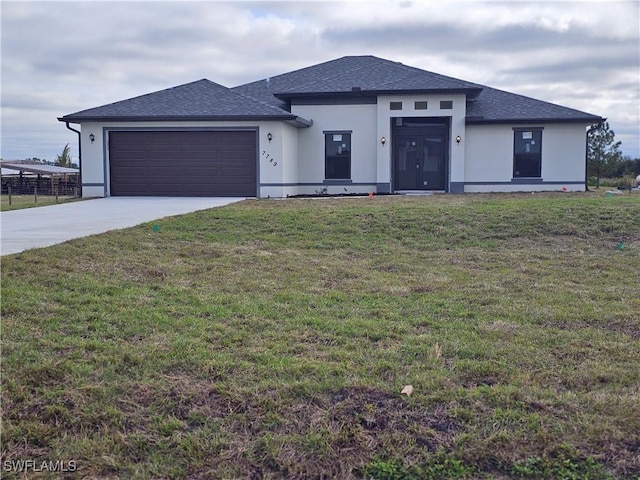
left=109, top=130, right=257, bottom=196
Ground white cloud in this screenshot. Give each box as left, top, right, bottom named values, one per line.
left=1, top=0, right=638, bottom=162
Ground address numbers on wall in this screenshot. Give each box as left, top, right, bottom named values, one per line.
left=262, top=150, right=278, bottom=167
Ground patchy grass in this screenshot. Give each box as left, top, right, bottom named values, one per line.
left=1, top=192, right=639, bottom=479
left=0, top=194, right=81, bottom=211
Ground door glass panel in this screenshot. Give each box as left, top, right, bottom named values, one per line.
left=395, top=137, right=419, bottom=190
left=401, top=141, right=417, bottom=171
left=423, top=138, right=442, bottom=172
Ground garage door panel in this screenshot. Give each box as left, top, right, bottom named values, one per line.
left=220, top=167, right=252, bottom=179
left=117, top=175, right=148, bottom=184
left=149, top=151, right=182, bottom=161
left=116, top=166, right=147, bottom=176
left=109, top=131, right=256, bottom=196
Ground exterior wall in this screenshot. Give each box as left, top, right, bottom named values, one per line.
left=289, top=94, right=467, bottom=195
left=79, top=122, right=105, bottom=197
left=464, top=125, right=513, bottom=183
left=76, top=120, right=294, bottom=198
left=377, top=94, right=466, bottom=192
left=76, top=113, right=589, bottom=199
left=464, top=123, right=587, bottom=192
left=292, top=103, right=378, bottom=196
left=260, top=122, right=300, bottom=198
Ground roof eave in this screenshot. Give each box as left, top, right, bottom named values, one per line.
left=465, top=116, right=606, bottom=125
left=275, top=87, right=483, bottom=100
left=58, top=114, right=302, bottom=123
left=286, top=117, right=314, bottom=128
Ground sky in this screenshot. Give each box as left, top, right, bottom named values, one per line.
left=1, top=0, right=639, bottom=164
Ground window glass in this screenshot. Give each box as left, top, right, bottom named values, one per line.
left=414, top=101, right=428, bottom=110
left=325, top=133, right=351, bottom=179
left=440, top=100, right=453, bottom=109
left=513, top=130, right=542, bottom=177
left=390, top=101, right=403, bottom=110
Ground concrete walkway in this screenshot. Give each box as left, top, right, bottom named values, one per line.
left=1, top=197, right=245, bottom=256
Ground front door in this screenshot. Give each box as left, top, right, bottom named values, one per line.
left=394, top=134, right=446, bottom=190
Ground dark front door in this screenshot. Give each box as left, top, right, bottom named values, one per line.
left=394, top=134, right=446, bottom=190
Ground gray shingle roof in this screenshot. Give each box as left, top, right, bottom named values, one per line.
left=466, top=85, right=603, bottom=123
left=233, top=55, right=602, bottom=124
left=273, top=56, right=482, bottom=95
left=231, top=55, right=481, bottom=107
left=59, top=56, right=603, bottom=125
left=59, top=79, right=296, bottom=121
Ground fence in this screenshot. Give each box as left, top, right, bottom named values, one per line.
left=1, top=175, right=79, bottom=197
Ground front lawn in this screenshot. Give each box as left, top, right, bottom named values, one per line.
left=1, top=194, right=81, bottom=211
left=2, top=193, right=639, bottom=479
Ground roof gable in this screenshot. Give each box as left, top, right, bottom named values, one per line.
left=59, top=79, right=295, bottom=121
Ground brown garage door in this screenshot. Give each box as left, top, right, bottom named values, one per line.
left=109, top=130, right=257, bottom=196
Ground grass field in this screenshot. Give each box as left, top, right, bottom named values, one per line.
left=0, top=194, right=80, bottom=212
left=1, top=192, right=639, bottom=479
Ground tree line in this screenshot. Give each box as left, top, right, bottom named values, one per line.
left=587, top=122, right=639, bottom=188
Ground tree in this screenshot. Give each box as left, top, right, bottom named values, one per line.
left=55, top=143, right=72, bottom=167
left=29, top=157, right=54, bottom=165
left=587, top=122, right=622, bottom=188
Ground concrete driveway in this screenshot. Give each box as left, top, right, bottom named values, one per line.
left=1, top=197, right=245, bottom=256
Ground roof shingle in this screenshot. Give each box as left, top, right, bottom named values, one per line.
left=233, top=55, right=601, bottom=124
left=60, top=79, right=295, bottom=121
left=59, top=56, right=603, bottom=125
left=466, top=85, right=603, bottom=123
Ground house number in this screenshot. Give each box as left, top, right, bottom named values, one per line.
left=262, top=150, right=278, bottom=166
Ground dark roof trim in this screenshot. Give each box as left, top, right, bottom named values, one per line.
left=275, top=87, right=482, bottom=100
left=58, top=114, right=304, bottom=123
left=465, top=116, right=605, bottom=125
left=291, top=96, right=378, bottom=106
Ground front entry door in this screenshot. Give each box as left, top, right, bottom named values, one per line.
left=394, top=135, right=446, bottom=191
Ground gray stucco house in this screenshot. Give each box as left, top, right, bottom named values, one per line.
left=59, top=55, right=604, bottom=197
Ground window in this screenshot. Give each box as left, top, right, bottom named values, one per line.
left=439, top=100, right=453, bottom=109
left=414, top=101, right=428, bottom=110
left=390, top=101, right=403, bottom=110
left=513, top=130, right=542, bottom=178
left=325, top=132, right=351, bottom=179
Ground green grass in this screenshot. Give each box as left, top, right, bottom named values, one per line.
left=1, top=194, right=81, bottom=211
left=2, top=192, right=639, bottom=479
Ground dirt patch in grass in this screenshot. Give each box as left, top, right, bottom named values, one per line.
left=118, top=377, right=464, bottom=478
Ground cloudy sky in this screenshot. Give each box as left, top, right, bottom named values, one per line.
left=2, top=0, right=639, bottom=163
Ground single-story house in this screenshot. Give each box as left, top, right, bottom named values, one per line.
left=58, top=55, right=604, bottom=198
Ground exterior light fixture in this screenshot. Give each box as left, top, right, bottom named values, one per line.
left=89, top=133, right=95, bottom=143
left=381, top=136, right=387, bottom=145
left=267, top=132, right=273, bottom=142
left=456, top=135, right=462, bottom=144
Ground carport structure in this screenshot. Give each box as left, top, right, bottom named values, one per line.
left=0, top=161, right=79, bottom=195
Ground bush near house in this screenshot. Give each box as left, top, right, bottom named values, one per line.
left=588, top=175, right=639, bottom=191
left=1, top=193, right=639, bottom=479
